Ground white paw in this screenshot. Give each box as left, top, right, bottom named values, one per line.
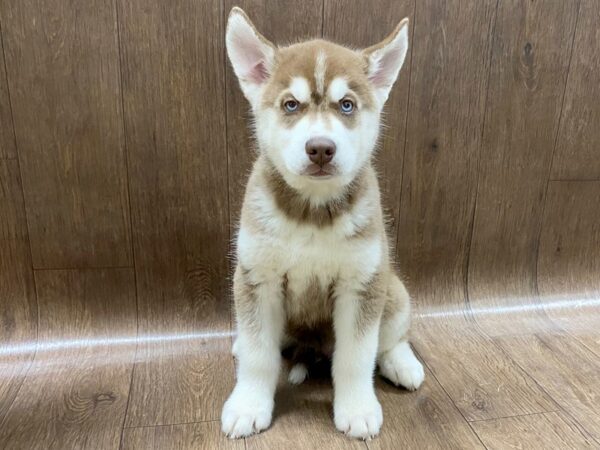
left=334, top=394, right=383, bottom=440
left=231, top=338, right=239, bottom=359
left=221, top=389, right=273, bottom=438
left=378, top=342, right=425, bottom=391
left=288, top=363, right=308, bottom=385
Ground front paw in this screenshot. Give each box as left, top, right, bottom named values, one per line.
left=221, top=388, right=274, bottom=438
left=334, top=394, right=383, bottom=440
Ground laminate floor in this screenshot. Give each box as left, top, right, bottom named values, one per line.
left=1, top=274, right=598, bottom=450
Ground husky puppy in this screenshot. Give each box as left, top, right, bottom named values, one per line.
left=222, top=7, right=424, bottom=440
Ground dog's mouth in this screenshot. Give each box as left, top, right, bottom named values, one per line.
left=304, top=163, right=337, bottom=178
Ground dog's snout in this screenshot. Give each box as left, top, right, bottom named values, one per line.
left=305, top=137, right=336, bottom=166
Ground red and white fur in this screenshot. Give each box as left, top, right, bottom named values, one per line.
left=222, top=7, right=424, bottom=440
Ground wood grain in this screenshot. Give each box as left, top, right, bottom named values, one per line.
left=118, top=0, right=234, bottom=427
left=0, top=0, right=132, bottom=268
left=496, top=332, right=600, bottom=444
left=323, top=0, right=414, bottom=250
left=467, top=0, right=579, bottom=336
left=0, top=2, right=599, bottom=449
left=471, top=411, right=597, bottom=449
left=246, top=378, right=366, bottom=450
left=370, top=368, right=484, bottom=450
left=537, top=181, right=600, bottom=353
left=551, top=0, right=600, bottom=180
left=0, top=160, right=36, bottom=423
left=224, top=0, right=323, bottom=225
left=412, top=320, right=556, bottom=423
left=125, top=337, right=234, bottom=428
left=0, top=30, right=15, bottom=159
left=122, top=421, right=244, bottom=450
left=396, top=0, right=496, bottom=296
left=0, top=269, right=137, bottom=450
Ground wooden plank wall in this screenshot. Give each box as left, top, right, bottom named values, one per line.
left=0, top=0, right=599, bottom=448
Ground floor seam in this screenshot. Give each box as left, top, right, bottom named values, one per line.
left=468, top=409, right=560, bottom=423
left=123, top=418, right=221, bottom=430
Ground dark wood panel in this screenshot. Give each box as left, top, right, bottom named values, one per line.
left=118, top=0, right=234, bottom=427
left=0, top=31, right=15, bottom=159
left=224, top=0, right=323, bottom=225
left=551, top=0, right=600, bottom=180
left=0, top=0, right=132, bottom=268
left=0, top=159, right=36, bottom=423
left=537, top=181, right=600, bottom=353
left=467, top=0, right=579, bottom=336
left=324, top=0, right=415, bottom=251
left=0, top=268, right=136, bottom=450
left=471, top=411, right=597, bottom=449
left=396, top=0, right=496, bottom=296
left=122, top=422, right=244, bottom=450
left=496, top=332, right=600, bottom=443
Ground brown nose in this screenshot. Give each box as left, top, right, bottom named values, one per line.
left=305, top=137, right=336, bottom=166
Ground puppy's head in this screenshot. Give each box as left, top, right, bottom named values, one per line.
left=226, top=7, right=409, bottom=195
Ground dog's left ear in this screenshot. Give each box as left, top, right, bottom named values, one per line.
left=226, top=7, right=276, bottom=107
left=363, top=18, right=409, bottom=105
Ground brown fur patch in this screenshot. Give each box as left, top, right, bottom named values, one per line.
left=264, top=161, right=367, bottom=227
left=233, top=265, right=261, bottom=336
left=381, top=273, right=410, bottom=323
left=284, top=277, right=336, bottom=368
left=356, top=271, right=388, bottom=335
left=285, top=277, right=335, bottom=330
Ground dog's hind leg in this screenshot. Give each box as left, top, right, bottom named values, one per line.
left=288, top=363, right=308, bottom=384
left=377, top=275, right=424, bottom=391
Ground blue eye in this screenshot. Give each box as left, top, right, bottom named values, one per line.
left=340, top=99, right=354, bottom=114
left=284, top=100, right=299, bottom=113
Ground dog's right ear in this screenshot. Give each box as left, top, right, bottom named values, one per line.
left=226, top=7, right=275, bottom=107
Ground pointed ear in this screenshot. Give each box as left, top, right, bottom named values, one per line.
left=226, top=7, right=276, bottom=106
left=363, top=18, right=409, bottom=105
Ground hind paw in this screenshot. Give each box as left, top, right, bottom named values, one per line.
left=378, top=341, right=424, bottom=391
left=288, top=363, right=308, bottom=384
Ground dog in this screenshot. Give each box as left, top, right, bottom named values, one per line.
left=222, top=7, right=424, bottom=440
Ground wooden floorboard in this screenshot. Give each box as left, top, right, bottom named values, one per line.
left=2, top=283, right=599, bottom=448
left=496, top=332, right=600, bottom=444
left=412, top=280, right=557, bottom=424
left=124, top=335, right=234, bottom=427
left=369, top=368, right=484, bottom=450
left=471, top=411, right=597, bottom=449
left=245, top=376, right=366, bottom=450
left=412, top=320, right=556, bottom=422
left=0, top=269, right=137, bottom=450
left=122, top=421, right=244, bottom=450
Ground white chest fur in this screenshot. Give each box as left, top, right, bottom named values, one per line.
left=237, top=199, right=383, bottom=289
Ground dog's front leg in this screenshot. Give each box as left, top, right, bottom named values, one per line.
left=221, top=271, right=284, bottom=438
left=332, top=285, right=383, bottom=440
